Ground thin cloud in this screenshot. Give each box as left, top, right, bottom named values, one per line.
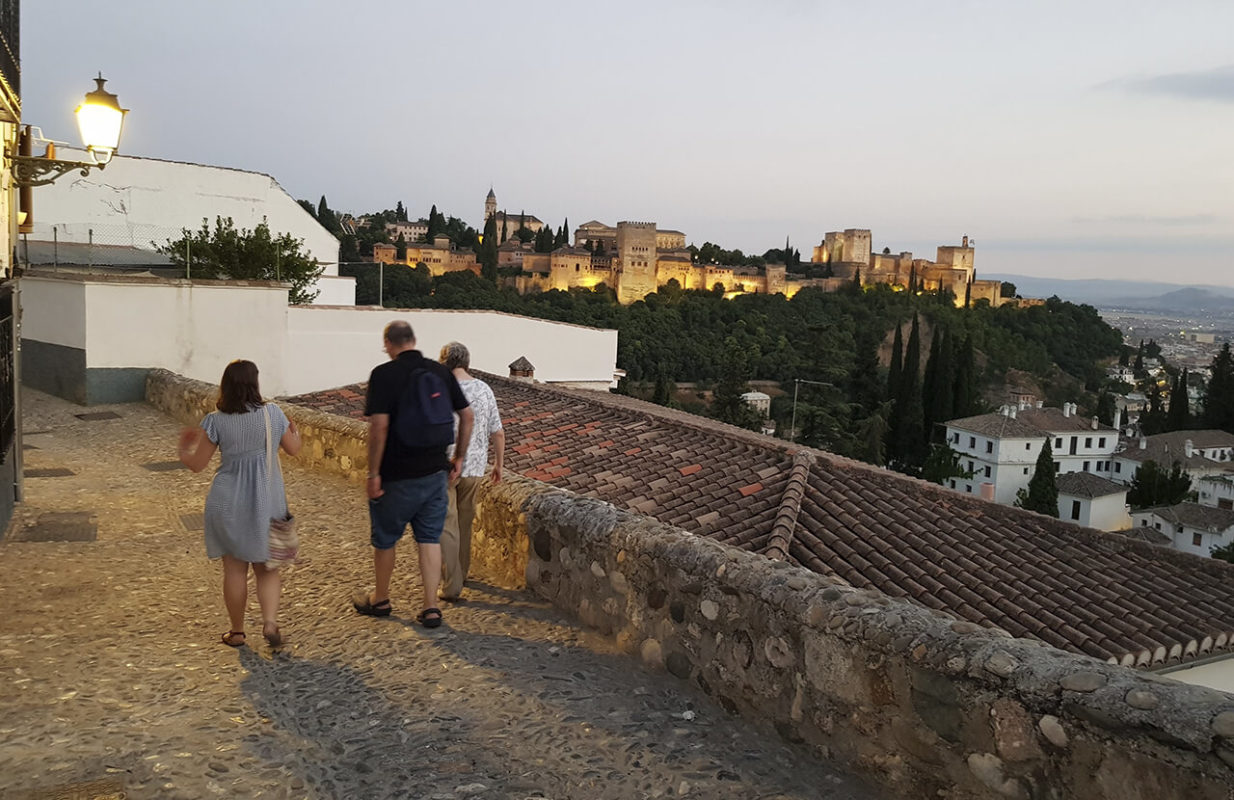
left=1070, top=214, right=1223, bottom=227
left=1106, top=64, right=1234, bottom=104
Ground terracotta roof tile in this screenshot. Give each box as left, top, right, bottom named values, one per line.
left=287, top=373, right=1234, bottom=669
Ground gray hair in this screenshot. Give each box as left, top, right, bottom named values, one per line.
left=439, top=341, right=470, bottom=371
left=383, top=320, right=415, bottom=347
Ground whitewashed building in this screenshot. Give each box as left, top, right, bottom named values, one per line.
left=1131, top=503, right=1234, bottom=558
left=944, top=402, right=1119, bottom=506
left=1198, top=474, right=1234, bottom=511
left=741, top=390, right=771, bottom=418
left=24, top=154, right=354, bottom=305
left=1055, top=472, right=1131, bottom=531
left=1112, top=430, right=1234, bottom=489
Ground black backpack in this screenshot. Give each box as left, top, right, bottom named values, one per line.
left=394, top=364, right=456, bottom=448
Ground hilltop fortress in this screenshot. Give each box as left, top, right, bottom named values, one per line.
left=507, top=219, right=1006, bottom=307
left=371, top=188, right=1010, bottom=307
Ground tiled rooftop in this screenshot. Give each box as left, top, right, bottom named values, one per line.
left=1144, top=502, right=1234, bottom=534
left=1117, top=429, right=1234, bottom=473
left=948, top=407, right=1118, bottom=439
left=287, top=375, right=1234, bottom=669
left=1055, top=471, right=1126, bottom=498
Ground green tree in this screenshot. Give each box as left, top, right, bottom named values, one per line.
left=1015, top=440, right=1059, bottom=516
left=395, top=233, right=407, bottom=262
left=478, top=214, right=499, bottom=282
left=1127, top=460, right=1192, bottom=509
left=316, top=196, right=342, bottom=235
left=1204, top=343, right=1234, bottom=433
left=711, top=337, right=761, bottom=431
left=1096, top=391, right=1116, bottom=427
left=887, top=322, right=903, bottom=400
left=297, top=199, right=317, bottom=219
left=1167, top=368, right=1190, bottom=432
left=1211, top=542, right=1234, bottom=563
left=395, top=200, right=407, bottom=222
left=1000, top=281, right=1017, bottom=299
left=160, top=216, right=324, bottom=304
left=921, top=442, right=974, bottom=486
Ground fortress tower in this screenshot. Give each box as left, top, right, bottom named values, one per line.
left=615, top=221, right=659, bottom=304
left=484, top=188, right=497, bottom=223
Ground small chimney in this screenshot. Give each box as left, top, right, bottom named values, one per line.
left=1185, top=439, right=1194, bottom=458
left=1019, top=400, right=1028, bottom=411
left=1139, top=437, right=1147, bottom=450
left=1062, top=403, right=1071, bottom=418
left=1036, top=400, right=1044, bottom=409
left=508, top=356, right=536, bottom=382
left=980, top=482, right=995, bottom=501
left=1010, top=407, right=1017, bottom=419
left=1114, top=407, right=1123, bottom=432
left=1091, top=416, right=1098, bottom=430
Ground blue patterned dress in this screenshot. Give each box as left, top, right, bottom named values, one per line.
left=200, top=404, right=290, bottom=563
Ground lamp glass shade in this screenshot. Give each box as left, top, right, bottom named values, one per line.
left=75, top=75, right=127, bottom=161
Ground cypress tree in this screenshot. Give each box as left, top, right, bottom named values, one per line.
left=895, top=314, right=927, bottom=471
left=1016, top=440, right=1059, bottom=516
left=931, top=328, right=956, bottom=434
left=908, top=264, right=917, bottom=294
left=887, top=322, right=904, bottom=400
left=479, top=213, right=498, bottom=281
left=1134, top=340, right=1145, bottom=377
left=964, top=278, right=972, bottom=308
left=953, top=334, right=976, bottom=418
left=1204, top=343, right=1234, bottom=433
left=922, top=325, right=942, bottom=433
left=1167, top=369, right=1190, bottom=431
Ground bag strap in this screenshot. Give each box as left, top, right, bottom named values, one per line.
left=263, top=404, right=288, bottom=506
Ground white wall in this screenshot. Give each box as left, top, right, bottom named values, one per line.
left=1161, top=657, right=1234, bottom=693
left=21, top=275, right=619, bottom=400
left=19, top=277, right=86, bottom=349
left=1059, top=493, right=1131, bottom=532
left=83, top=280, right=290, bottom=394
left=284, top=306, right=618, bottom=397
left=313, top=276, right=357, bottom=306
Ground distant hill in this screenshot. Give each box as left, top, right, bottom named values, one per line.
left=985, top=274, right=1234, bottom=309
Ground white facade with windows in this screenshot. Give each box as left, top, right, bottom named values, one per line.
left=1131, top=503, right=1234, bottom=558
left=1055, top=473, right=1131, bottom=531
left=944, top=402, right=1119, bottom=507
left=1112, top=431, right=1234, bottom=491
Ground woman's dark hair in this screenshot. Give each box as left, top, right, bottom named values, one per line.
left=216, top=359, right=264, bottom=413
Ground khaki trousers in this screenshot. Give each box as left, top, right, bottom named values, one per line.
left=440, top=476, right=481, bottom=599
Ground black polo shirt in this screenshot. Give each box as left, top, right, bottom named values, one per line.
left=365, top=350, right=469, bottom=481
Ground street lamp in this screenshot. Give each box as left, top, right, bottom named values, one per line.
left=9, top=73, right=128, bottom=187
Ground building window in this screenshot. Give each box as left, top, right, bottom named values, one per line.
left=1054, top=462, right=1061, bottom=472
left=1115, top=462, right=1121, bottom=474
left=968, top=461, right=975, bottom=473
left=1099, top=437, right=1106, bottom=448
left=1055, top=438, right=1063, bottom=448
left=1083, top=461, right=1090, bottom=472
left=1193, top=533, right=1204, bottom=547
left=984, top=466, right=991, bottom=478
left=1023, top=467, right=1029, bottom=475
left=965, top=485, right=972, bottom=493
left=1085, top=437, right=1092, bottom=448
left=1025, top=443, right=1031, bottom=450
left=969, top=436, right=976, bottom=449
left=986, top=441, right=993, bottom=454
left=1071, top=500, right=1081, bottom=520
left=950, top=480, right=956, bottom=489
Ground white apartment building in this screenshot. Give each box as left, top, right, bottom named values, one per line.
left=1198, top=475, right=1234, bottom=511
left=944, top=402, right=1119, bottom=506
left=1111, top=430, right=1234, bottom=489
left=1131, top=503, right=1234, bottom=558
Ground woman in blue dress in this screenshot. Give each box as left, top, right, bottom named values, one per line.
left=178, top=360, right=301, bottom=648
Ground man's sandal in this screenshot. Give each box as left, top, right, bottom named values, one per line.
left=417, top=608, right=443, bottom=629
left=221, top=631, right=246, bottom=647
left=352, top=593, right=392, bottom=617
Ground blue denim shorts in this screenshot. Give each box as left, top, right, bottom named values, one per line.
left=368, top=472, right=449, bottom=549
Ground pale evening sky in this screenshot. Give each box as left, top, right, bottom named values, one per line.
left=21, top=1, right=1234, bottom=285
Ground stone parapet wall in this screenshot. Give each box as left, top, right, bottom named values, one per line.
left=141, top=373, right=1234, bottom=798
left=145, top=369, right=369, bottom=483
left=472, top=478, right=1234, bottom=800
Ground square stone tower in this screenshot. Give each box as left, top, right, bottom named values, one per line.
left=616, top=221, right=659, bottom=304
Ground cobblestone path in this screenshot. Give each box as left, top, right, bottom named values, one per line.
left=0, top=391, right=883, bottom=800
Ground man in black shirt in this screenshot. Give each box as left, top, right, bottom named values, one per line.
left=354, top=321, right=473, bottom=628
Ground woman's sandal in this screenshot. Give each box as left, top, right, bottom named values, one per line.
left=262, top=622, right=284, bottom=648
left=416, top=608, right=443, bottom=629
left=221, top=631, right=246, bottom=647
